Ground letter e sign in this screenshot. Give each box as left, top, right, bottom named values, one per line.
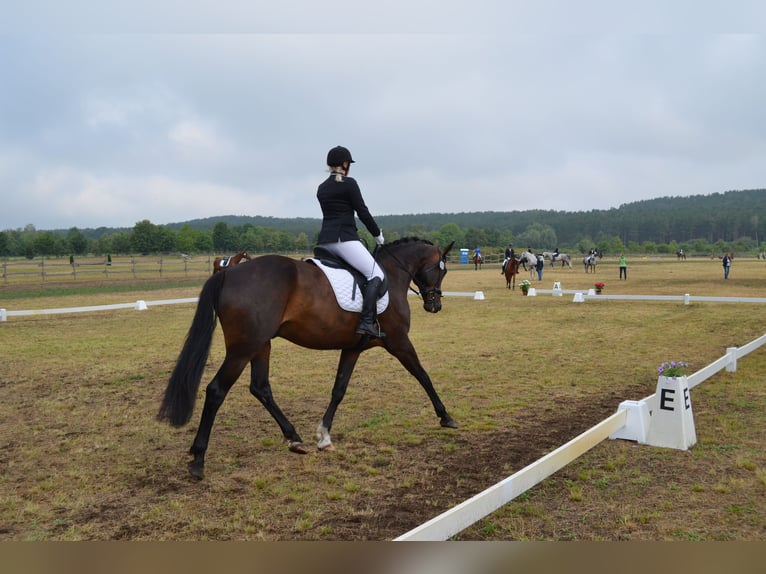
left=659, top=388, right=676, bottom=411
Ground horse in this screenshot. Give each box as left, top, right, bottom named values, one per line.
left=518, top=251, right=538, bottom=279
left=676, top=250, right=686, bottom=261
left=503, top=257, right=522, bottom=289
left=546, top=252, right=572, bottom=268
left=213, top=250, right=251, bottom=274
left=472, top=252, right=484, bottom=270
left=158, top=237, right=457, bottom=479
left=583, top=253, right=597, bottom=273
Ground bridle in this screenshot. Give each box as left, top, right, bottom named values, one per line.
left=375, top=243, right=445, bottom=303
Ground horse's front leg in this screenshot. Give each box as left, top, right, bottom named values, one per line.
left=387, top=337, right=457, bottom=429
left=317, top=348, right=362, bottom=451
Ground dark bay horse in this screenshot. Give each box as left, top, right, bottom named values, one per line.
left=473, top=252, right=484, bottom=270
left=213, top=250, right=251, bottom=274
left=504, top=257, right=521, bottom=289
left=158, top=238, right=457, bottom=479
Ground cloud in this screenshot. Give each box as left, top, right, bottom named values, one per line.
left=1, top=26, right=765, bottom=231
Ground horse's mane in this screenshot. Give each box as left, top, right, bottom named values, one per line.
left=386, top=236, right=434, bottom=247
left=375, top=236, right=434, bottom=254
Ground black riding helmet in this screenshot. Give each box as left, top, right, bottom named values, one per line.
left=327, top=145, right=355, bottom=167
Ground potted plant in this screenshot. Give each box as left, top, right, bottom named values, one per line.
left=519, top=279, right=531, bottom=295
left=594, top=281, right=605, bottom=294
left=657, top=361, right=688, bottom=379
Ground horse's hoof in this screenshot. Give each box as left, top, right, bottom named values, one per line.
left=440, top=416, right=458, bottom=429
left=188, top=462, right=205, bottom=480
left=318, top=443, right=336, bottom=452
left=288, top=441, right=309, bottom=455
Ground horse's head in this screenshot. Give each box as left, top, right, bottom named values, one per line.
left=378, top=238, right=454, bottom=314
left=412, top=240, right=454, bottom=313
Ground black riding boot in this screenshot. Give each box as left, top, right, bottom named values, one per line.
left=356, top=277, right=386, bottom=338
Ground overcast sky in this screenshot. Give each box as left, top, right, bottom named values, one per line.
left=2, top=2, right=766, bottom=231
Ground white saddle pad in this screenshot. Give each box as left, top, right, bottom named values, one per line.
left=308, top=259, right=389, bottom=314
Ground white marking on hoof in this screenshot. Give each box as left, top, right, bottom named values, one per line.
left=316, top=424, right=333, bottom=450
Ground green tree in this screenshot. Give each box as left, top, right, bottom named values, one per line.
left=132, top=220, right=163, bottom=254
left=33, top=231, right=58, bottom=256
left=66, top=227, right=89, bottom=255
left=212, top=222, right=238, bottom=252
left=518, top=222, right=557, bottom=251
left=110, top=232, right=133, bottom=254
left=176, top=224, right=198, bottom=254
left=435, top=223, right=465, bottom=248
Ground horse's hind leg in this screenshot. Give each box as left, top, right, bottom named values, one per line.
left=247, top=343, right=306, bottom=454
left=188, top=354, right=249, bottom=479
left=317, top=348, right=362, bottom=451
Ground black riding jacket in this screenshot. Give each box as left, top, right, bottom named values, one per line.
left=316, top=173, right=381, bottom=244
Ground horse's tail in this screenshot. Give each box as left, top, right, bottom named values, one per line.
left=157, top=271, right=225, bottom=427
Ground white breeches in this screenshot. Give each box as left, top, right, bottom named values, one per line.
left=319, top=240, right=384, bottom=281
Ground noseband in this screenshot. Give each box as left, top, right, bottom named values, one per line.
left=411, top=261, right=444, bottom=303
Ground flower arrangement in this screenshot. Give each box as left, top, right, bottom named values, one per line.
left=657, top=361, right=689, bottom=378
left=520, top=279, right=531, bottom=293
left=594, top=282, right=605, bottom=293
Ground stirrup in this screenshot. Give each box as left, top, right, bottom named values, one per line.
left=356, top=322, right=385, bottom=338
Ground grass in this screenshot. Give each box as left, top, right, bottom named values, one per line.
left=0, top=255, right=765, bottom=540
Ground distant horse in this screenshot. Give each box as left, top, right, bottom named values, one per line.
left=583, top=253, right=597, bottom=273
left=158, top=238, right=457, bottom=479
left=504, top=257, right=522, bottom=289
left=473, top=252, right=484, bottom=270
left=676, top=250, right=686, bottom=261
left=544, top=252, right=572, bottom=268
left=213, top=250, right=251, bottom=274
left=518, top=251, right=538, bottom=279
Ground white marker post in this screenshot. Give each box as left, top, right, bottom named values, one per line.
left=645, top=376, right=697, bottom=450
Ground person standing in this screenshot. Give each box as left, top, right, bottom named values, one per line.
left=316, top=145, right=386, bottom=337
left=722, top=253, right=732, bottom=279
left=619, top=253, right=628, bottom=280
left=535, top=253, right=544, bottom=280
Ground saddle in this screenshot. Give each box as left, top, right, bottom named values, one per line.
left=307, top=246, right=389, bottom=314
left=218, top=256, right=232, bottom=268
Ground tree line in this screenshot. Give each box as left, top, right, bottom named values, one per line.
left=2, top=189, right=765, bottom=259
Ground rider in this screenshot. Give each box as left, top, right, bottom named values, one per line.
left=316, top=145, right=386, bottom=338
left=501, top=243, right=515, bottom=274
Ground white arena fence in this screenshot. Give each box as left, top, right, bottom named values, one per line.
left=7, top=287, right=765, bottom=321
left=530, top=285, right=766, bottom=304
left=394, top=332, right=766, bottom=541
left=0, top=292, right=484, bottom=321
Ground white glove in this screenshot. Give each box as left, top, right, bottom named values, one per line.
left=375, top=231, right=384, bottom=245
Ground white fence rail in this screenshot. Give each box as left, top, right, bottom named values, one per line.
left=394, top=331, right=766, bottom=541
left=0, top=298, right=199, bottom=320
left=530, top=288, right=766, bottom=304
left=0, top=293, right=487, bottom=321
